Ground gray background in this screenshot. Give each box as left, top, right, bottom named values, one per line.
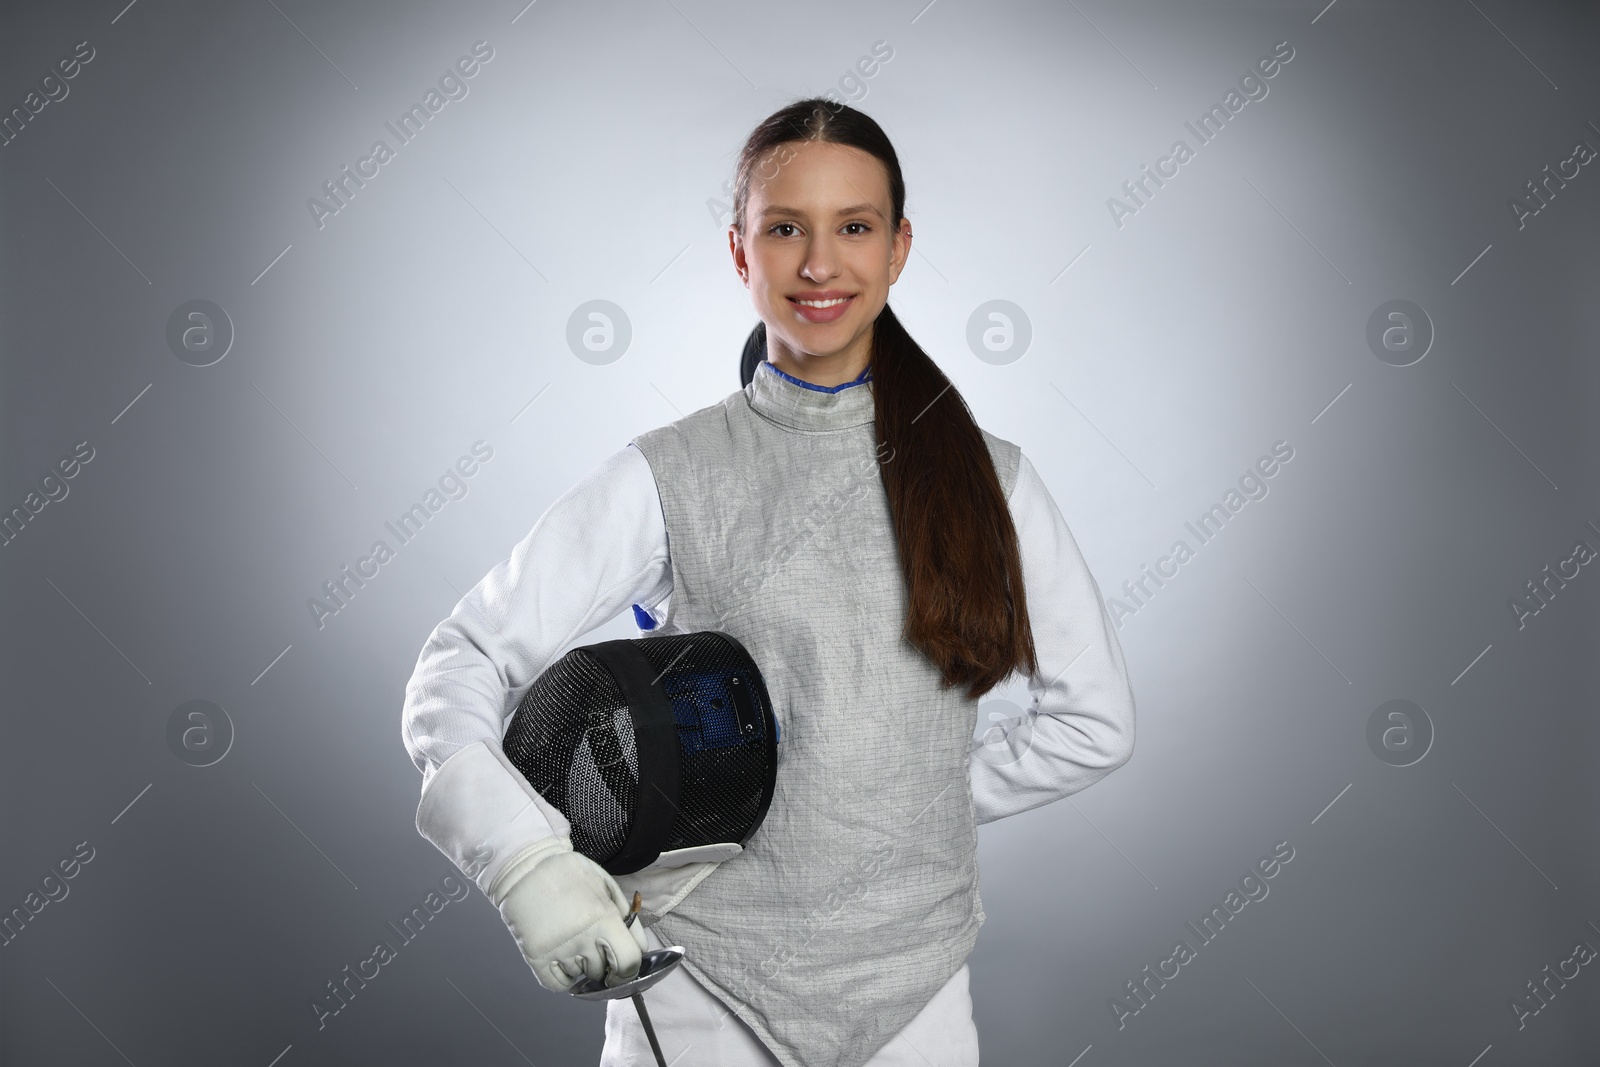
left=2, top=0, right=1597, bottom=1064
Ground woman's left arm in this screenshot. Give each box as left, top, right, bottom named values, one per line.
left=970, top=451, right=1137, bottom=824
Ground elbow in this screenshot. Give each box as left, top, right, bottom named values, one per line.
left=400, top=704, right=427, bottom=777
left=400, top=695, right=432, bottom=779
left=1102, top=706, right=1136, bottom=772
left=1106, top=729, right=1135, bottom=772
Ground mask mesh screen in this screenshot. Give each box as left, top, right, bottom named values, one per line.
left=502, top=632, right=775, bottom=868
left=503, top=647, right=636, bottom=864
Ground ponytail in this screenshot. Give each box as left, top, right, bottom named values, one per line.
left=739, top=321, right=767, bottom=388
left=867, top=305, right=1036, bottom=698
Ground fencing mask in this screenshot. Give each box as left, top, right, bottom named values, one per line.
left=502, top=631, right=779, bottom=876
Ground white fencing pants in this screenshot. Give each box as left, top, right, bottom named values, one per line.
left=598, top=922, right=980, bottom=1066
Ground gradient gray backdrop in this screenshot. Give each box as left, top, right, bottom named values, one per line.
left=2, top=0, right=1597, bottom=1064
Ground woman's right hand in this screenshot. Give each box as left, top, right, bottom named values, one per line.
left=488, top=836, right=650, bottom=992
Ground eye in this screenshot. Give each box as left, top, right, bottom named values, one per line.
left=842, top=221, right=871, bottom=235
left=767, top=222, right=800, bottom=238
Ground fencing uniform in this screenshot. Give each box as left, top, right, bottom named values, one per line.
left=599, top=919, right=979, bottom=1066
left=401, top=359, right=1136, bottom=1066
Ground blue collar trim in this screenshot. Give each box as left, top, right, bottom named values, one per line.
left=763, top=360, right=873, bottom=394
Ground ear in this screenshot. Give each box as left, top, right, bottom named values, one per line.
left=729, top=225, right=749, bottom=286
left=887, top=218, right=912, bottom=286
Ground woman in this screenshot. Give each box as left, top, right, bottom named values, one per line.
left=401, top=99, right=1137, bottom=1067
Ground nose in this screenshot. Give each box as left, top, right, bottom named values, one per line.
left=800, top=233, right=842, bottom=283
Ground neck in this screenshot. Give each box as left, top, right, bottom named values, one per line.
left=767, top=333, right=872, bottom=389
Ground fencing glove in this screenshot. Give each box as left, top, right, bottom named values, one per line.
left=415, top=740, right=644, bottom=991
left=487, top=835, right=649, bottom=991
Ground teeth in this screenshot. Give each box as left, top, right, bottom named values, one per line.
left=795, top=297, right=849, bottom=308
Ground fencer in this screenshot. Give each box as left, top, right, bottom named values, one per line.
left=401, top=96, right=1137, bottom=1067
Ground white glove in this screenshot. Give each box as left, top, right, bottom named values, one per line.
left=414, top=741, right=646, bottom=990
left=488, top=835, right=649, bottom=991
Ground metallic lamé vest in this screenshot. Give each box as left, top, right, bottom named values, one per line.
left=629, top=361, right=1020, bottom=1067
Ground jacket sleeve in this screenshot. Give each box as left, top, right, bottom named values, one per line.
left=401, top=442, right=672, bottom=893
left=969, top=451, right=1136, bottom=825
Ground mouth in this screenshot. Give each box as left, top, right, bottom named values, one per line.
left=787, top=292, right=855, bottom=324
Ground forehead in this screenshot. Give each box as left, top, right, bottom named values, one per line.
left=747, top=141, right=891, bottom=215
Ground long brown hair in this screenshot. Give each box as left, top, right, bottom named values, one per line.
left=732, top=98, right=1038, bottom=700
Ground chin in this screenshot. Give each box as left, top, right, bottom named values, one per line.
left=785, top=312, right=857, bottom=336
left=784, top=334, right=855, bottom=360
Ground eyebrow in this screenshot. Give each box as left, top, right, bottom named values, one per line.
left=758, top=203, right=882, bottom=220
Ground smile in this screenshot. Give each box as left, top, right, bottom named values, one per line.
left=787, top=294, right=855, bottom=323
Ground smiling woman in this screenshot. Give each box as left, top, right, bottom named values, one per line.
left=402, top=96, right=1137, bottom=1067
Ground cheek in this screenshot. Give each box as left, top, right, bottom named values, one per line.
left=745, top=242, right=787, bottom=282
left=850, top=247, right=893, bottom=291
left=748, top=271, right=791, bottom=317
left=749, top=249, right=804, bottom=300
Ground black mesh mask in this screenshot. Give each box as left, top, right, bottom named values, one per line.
left=501, top=631, right=779, bottom=876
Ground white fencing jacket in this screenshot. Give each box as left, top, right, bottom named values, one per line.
left=400, top=371, right=1137, bottom=1059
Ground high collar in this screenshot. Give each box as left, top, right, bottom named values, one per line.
left=745, top=359, right=876, bottom=432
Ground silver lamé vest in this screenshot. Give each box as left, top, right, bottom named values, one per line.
left=630, top=360, right=1021, bottom=1067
